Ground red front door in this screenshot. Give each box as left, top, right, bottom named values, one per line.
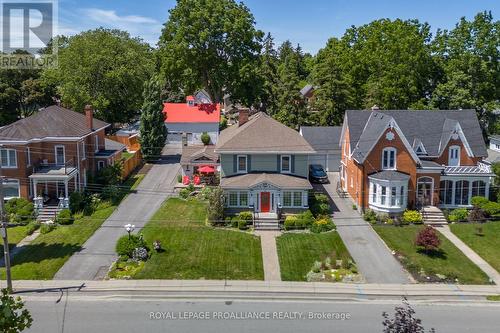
left=261, top=192, right=270, bottom=212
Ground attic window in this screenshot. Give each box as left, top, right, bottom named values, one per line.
left=188, top=100, right=195, bottom=107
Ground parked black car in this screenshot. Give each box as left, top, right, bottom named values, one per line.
left=309, top=164, right=329, bottom=183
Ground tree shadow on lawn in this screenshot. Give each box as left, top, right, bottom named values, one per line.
left=10, top=242, right=82, bottom=266
left=416, top=248, right=447, bottom=259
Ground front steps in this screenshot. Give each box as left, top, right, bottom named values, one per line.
left=37, top=205, right=62, bottom=222
left=254, top=213, right=280, bottom=231
left=422, top=206, right=448, bottom=226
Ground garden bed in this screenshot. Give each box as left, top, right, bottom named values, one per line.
left=373, top=225, right=490, bottom=284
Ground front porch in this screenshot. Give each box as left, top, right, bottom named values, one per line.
left=29, top=163, right=79, bottom=210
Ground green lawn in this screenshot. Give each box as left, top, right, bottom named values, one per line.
left=276, top=232, right=351, bottom=281
left=130, top=198, right=264, bottom=280
left=0, top=225, right=30, bottom=249
left=374, top=225, right=490, bottom=284
left=450, top=222, right=500, bottom=272
left=0, top=172, right=145, bottom=280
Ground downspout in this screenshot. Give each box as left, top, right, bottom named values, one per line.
left=361, top=163, right=365, bottom=213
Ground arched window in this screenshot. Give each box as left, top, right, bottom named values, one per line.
left=471, top=180, right=486, bottom=198
left=439, top=180, right=453, bottom=205
left=454, top=180, right=469, bottom=205
left=382, top=148, right=397, bottom=170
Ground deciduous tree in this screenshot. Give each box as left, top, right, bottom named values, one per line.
left=140, top=76, right=167, bottom=161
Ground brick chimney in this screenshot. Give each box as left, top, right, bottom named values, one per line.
left=85, top=104, right=94, bottom=130
left=238, top=108, right=249, bottom=126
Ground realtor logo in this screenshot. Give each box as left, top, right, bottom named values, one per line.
left=1, top=0, right=58, bottom=68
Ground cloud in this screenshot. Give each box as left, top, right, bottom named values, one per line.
left=83, top=8, right=158, bottom=25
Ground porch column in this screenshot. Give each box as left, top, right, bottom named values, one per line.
left=467, top=180, right=473, bottom=205
left=32, top=180, right=37, bottom=198
left=64, top=180, right=69, bottom=199
left=451, top=180, right=456, bottom=206
left=74, top=176, right=78, bottom=193
left=486, top=179, right=490, bottom=200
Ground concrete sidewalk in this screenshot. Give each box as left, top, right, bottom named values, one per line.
left=255, top=231, right=282, bottom=281
left=437, top=225, right=500, bottom=285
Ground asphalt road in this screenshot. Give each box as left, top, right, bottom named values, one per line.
left=320, top=173, right=411, bottom=284
left=54, top=144, right=181, bottom=280
left=21, top=293, right=500, bottom=333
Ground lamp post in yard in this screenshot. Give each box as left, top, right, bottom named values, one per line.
left=124, top=224, right=135, bottom=240
left=0, top=145, right=13, bottom=292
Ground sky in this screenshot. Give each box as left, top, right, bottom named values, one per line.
left=57, top=0, right=499, bottom=54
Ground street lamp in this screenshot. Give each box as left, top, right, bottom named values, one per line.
left=124, top=223, right=135, bottom=240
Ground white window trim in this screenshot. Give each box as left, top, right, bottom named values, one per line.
left=94, top=135, right=100, bottom=153
left=382, top=147, right=397, bottom=170
left=1, top=148, right=17, bottom=168
left=26, top=147, right=31, bottom=167
left=282, top=190, right=304, bottom=208
left=368, top=178, right=408, bottom=213
left=97, top=160, right=105, bottom=170
left=81, top=141, right=86, bottom=161
left=2, top=179, right=20, bottom=200
left=448, top=145, right=460, bottom=166
left=227, top=191, right=249, bottom=207
left=237, top=155, right=247, bottom=174
left=280, top=155, right=291, bottom=173
left=54, top=145, right=66, bottom=165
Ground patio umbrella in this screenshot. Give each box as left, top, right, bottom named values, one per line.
left=198, top=165, right=215, bottom=173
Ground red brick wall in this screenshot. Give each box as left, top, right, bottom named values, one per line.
left=434, top=137, right=479, bottom=166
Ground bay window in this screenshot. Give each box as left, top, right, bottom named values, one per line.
left=368, top=176, right=408, bottom=212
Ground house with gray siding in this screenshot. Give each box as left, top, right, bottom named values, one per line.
left=215, top=110, right=315, bottom=218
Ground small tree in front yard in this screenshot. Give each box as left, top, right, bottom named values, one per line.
left=207, top=187, right=225, bottom=225
left=415, top=226, right=441, bottom=253
left=0, top=289, right=33, bottom=333
left=140, top=75, right=168, bottom=161
left=382, top=297, right=435, bottom=333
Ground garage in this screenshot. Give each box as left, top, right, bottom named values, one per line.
left=300, top=126, right=342, bottom=172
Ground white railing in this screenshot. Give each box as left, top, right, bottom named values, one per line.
left=34, top=196, right=44, bottom=209
left=58, top=197, right=69, bottom=209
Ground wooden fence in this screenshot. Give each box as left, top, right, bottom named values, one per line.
left=108, top=134, right=141, bottom=152
left=122, top=150, right=142, bottom=179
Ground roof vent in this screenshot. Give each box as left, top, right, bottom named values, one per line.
left=371, top=105, right=380, bottom=111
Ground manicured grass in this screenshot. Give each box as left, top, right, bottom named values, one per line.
left=487, top=295, right=500, bottom=301
left=374, top=225, right=489, bottom=284
left=0, top=172, right=145, bottom=280
left=450, top=222, right=500, bottom=272
left=131, top=198, right=264, bottom=280
left=276, top=232, right=351, bottom=281
left=0, top=225, right=30, bottom=249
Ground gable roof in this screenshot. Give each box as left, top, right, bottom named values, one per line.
left=180, top=145, right=218, bottom=164
left=300, top=126, right=342, bottom=153
left=163, top=102, right=221, bottom=123
left=215, top=112, right=315, bottom=153
left=0, top=105, right=109, bottom=142
left=344, top=110, right=487, bottom=161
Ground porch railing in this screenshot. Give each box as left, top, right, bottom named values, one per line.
left=33, top=158, right=75, bottom=175
left=58, top=197, right=69, bottom=209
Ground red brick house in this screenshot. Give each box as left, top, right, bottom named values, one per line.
left=339, top=109, right=494, bottom=214
left=0, top=105, right=112, bottom=210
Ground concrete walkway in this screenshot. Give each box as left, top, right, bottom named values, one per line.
left=255, top=231, right=282, bottom=281
left=0, top=230, right=40, bottom=267
left=54, top=144, right=181, bottom=280
left=437, top=225, right=500, bottom=285
left=320, top=173, right=412, bottom=284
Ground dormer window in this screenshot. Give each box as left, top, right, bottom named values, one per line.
left=188, top=100, right=195, bottom=107
left=414, top=141, right=427, bottom=155
left=448, top=146, right=460, bottom=166
left=382, top=148, right=396, bottom=170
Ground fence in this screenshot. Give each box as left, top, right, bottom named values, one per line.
left=108, top=134, right=141, bottom=152
left=122, top=150, right=142, bottom=179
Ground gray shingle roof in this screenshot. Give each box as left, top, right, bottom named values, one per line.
left=300, top=126, right=342, bottom=153
left=345, top=110, right=487, bottom=161
left=486, top=149, right=500, bottom=164
left=368, top=170, right=410, bottom=182
left=215, top=112, right=315, bottom=153
left=0, top=105, right=109, bottom=141
left=418, top=160, right=443, bottom=168
left=180, top=145, right=218, bottom=164
left=220, top=173, right=312, bottom=190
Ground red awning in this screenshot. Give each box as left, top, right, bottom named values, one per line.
left=198, top=165, right=215, bottom=173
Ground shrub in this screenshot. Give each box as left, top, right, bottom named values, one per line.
left=201, top=132, right=211, bottom=145
left=177, top=174, right=182, bottom=183
left=352, top=204, right=357, bottom=210
left=26, top=221, right=40, bottom=235
left=56, top=209, right=74, bottom=225
left=231, top=217, right=239, bottom=228
left=309, top=193, right=331, bottom=217
left=447, top=208, right=469, bottom=222
left=284, top=216, right=297, bottom=230
left=415, top=226, right=441, bottom=252
left=69, top=191, right=85, bottom=214
left=310, top=217, right=335, bottom=233
left=199, top=186, right=213, bottom=201
left=471, top=196, right=489, bottom=208
left=179, top=188, right=191, bottom=199
left=402, top=210, right=422, bottom=224
left=377, top=213, right=389, bottom=224
left=224, top=216, right=232, bottom=226
left=116, top=234, right=145, bottom=257
left=207, top=187, right=225, bottom=225
left=238, top=219, right=248, bottom=230
left=481, top=201, right=500, bottom=216
left=5, top=198, right=34, bottom=224
left=219, top=116, right=228, bottom=130
left=132, top=247, right=149, bottom=261
left=94, top=160, right=123, bottom=186
left=296, top=210, right=314, bottom=227
left=238, top=211, right=253, bottom=222
left=468, top=207, right=486, bottom=223
left=363, top=209, right=377, bottom=223
left=40, top=223, right=57, bottom=234
left=386, top=218, right=394, bottom=225
left=102, top=185, right=122, bottom=204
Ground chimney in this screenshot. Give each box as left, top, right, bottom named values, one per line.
left=371, top=105, right=380, bottom=111
left=238, top=108, right=249, bottom=126
left=181, top=132, right=188, bottom=147
left=85, top=104, right=94, bottom=130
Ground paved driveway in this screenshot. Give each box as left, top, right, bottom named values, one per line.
left=54, top=144, right=181, bottom=280
left=319, top=172, right=412, bottom=284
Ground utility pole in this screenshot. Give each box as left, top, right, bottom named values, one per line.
left=0, top=144, right=13, bottom=292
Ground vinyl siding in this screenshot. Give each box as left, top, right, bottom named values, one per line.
left=220, top=153, right=309, bottom=178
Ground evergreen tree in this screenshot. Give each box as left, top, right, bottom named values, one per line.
left=139, top=76, right=167, bottom=161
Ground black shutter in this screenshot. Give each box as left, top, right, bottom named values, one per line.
left=291, top=155, right=295, bottom=173
left=233, top=155, right=237, bottom=173
left=247, top=155, right=252, bottom=172
left=277, top=155, right=281, bottom=172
